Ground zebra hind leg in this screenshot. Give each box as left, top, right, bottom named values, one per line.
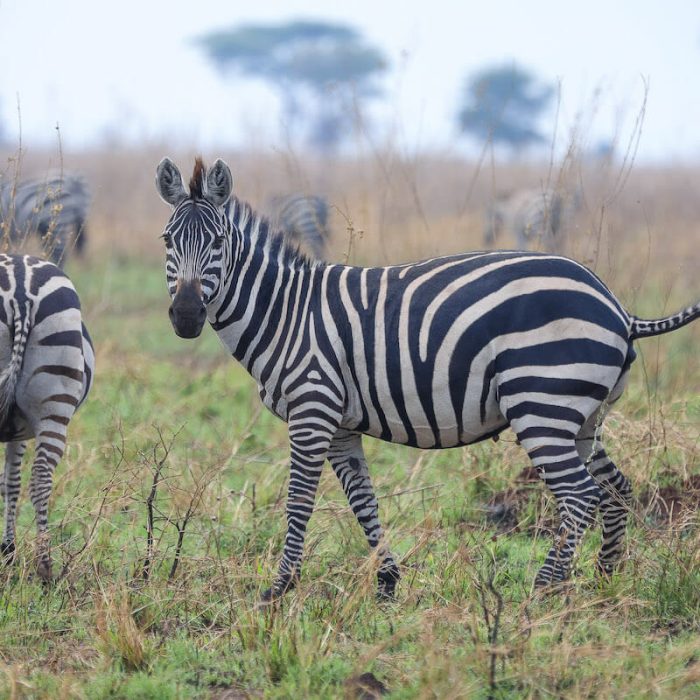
left=576, top=416, right=632, bottom=577
left=29, top=430, right=66, bottom=583
left=2, top=441, right=27, bottom=564
left=328, top=430, right=399, bottom=599
left=509, top=418, right=602, bottom=587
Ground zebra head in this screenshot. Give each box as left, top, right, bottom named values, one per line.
left=156, top=157, right=233, bottom=339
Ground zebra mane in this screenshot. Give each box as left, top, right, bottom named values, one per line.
left=227, top=195, right=321, bottom=270
left=189, top=157, right=205, bottom=199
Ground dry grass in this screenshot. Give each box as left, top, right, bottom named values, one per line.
left=0, top=141, right=698, bottom=698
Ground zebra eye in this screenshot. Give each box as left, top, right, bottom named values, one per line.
left=161, top=232, right=172, bottom=246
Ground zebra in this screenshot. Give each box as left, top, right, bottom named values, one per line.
left=0, top=173, right=90, bottom=267
left=267, top=193, right=330, bottom=259
left=155, top=157, right=700, bottom=601
left=484, top=187, right=577, bottom=253
left=0, top=254, right=94, bottom=581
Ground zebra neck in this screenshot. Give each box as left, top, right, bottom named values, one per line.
left=208, top=219, right=320, bottom=378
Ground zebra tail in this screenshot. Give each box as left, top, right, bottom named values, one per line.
left=0, top=299, right=31, bottom=426
left=629, top=301, right=700, bottom=340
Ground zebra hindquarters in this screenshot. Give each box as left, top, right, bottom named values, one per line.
left=19, top=310, right=87, bottom=582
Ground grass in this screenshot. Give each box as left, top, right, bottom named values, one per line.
left=0, top=148, right=699, bottom=698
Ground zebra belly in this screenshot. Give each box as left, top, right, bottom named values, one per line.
left=343, top=369, right=507, bottom=449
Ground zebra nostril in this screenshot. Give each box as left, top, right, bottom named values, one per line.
left=168, top=305, right=175, bottom=320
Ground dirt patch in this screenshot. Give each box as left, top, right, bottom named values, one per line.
left=640, top=478, right=700, bottom=525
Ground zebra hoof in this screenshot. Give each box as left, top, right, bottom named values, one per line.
left=594, top=559, right=616, bottom=580
left=258, top=575, right=297, bottom=606
left=533, top=565, right=570, bottom=591
left=377, top=565, right=400, bottom=600
left=1, top=541, right=15, bottom=565
left=36, top=558, right=53, bottom=586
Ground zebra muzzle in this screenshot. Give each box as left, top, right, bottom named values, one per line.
left=169, top=281, right=207, bottom=339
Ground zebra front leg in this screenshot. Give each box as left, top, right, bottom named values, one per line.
left=327, top=430, right=399, bottom=599
left=260, top=413, right=338, bottom=603
left=29, top=431, right=66, bottom=583
left=2, top=441, right=27, bottom=564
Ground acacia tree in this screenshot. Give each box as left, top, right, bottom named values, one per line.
left=457, top=64, right=555, bottom=153
left=197, top=20, right=387, bottom=150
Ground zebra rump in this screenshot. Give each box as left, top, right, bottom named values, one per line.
left=0, top=254, right=94, bottom=581
left=0, top=174, right=90, bottom=267
left=267, top=194, right=330, bottom=259
left=156, top=157, right=700, bottom=602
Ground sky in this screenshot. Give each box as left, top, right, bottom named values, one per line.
left=1, top=0, right=700, bottom=162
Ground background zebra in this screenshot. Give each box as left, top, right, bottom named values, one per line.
left=0, top=254, right=94, bottom=581
left=484, top=187, right=580, bottom=253
left=267, top=193, right=330, bottom=259
left=156, top=157, right=700, bottom=601
left=0, top=173, right=90, bottom=267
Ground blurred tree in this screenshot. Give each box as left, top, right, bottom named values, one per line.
left=457, top=64, right=555, bottom=152
left=197, top=20, right=387, bottom=150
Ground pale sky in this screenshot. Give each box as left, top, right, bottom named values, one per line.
left=1, top=0, right=699, bottom=161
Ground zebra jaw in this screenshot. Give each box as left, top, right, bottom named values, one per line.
left=169, top=280, right=207, bottom=338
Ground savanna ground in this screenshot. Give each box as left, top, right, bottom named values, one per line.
left=0, top=142, right=699, bottom=699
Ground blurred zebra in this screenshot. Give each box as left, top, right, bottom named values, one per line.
left=156, top=157, right=700, bottom=601
left=268, top=194, right=330, bottom=259
left=0, top=174, right=90, bottom=267
left=0, top=254, right=94, bottom=581
left=484, top=187, right=578, bottom=253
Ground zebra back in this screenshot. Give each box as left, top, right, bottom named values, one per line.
left=0, top=173, right=90, bottom=267
left=268, top=194, right=330, bottom=259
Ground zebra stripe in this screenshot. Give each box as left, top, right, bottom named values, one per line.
left=268, top=194, right=330, bottom=259
left=0, top=254, right=94, bottom=581
left=0, top=174, right=90, bottom=267
left=156, top=158, right=699, bottom=599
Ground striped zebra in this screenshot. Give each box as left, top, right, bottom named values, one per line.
left=156, top=157, right=700, bottom=600
left=484, top=187, right=576, bottom=253
left=268, top=194, right=330, bottom=259
left=0, top=254, right=94, bottom=581
left=0, top=174, right=90, bottom=267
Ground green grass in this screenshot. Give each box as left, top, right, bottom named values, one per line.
left=0, top=257, right=699, bottom=699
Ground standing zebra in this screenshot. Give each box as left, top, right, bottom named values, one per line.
left=0, top=254, right=94, bottom=581
left=0, top=173, right=90, bottom=267
left=484, top=187, right=577, bottom=253
left=156, top=157, right=699, bottom=600
left=268, top=193, right=330, bottom=259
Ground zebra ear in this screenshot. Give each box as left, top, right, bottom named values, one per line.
left=155, top=158, right=187, bottom=207
left=205, top=159, right=233, bottom=207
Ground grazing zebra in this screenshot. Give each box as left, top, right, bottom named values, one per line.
left=268, top=194, right=330, bottom=259
left=484, top=187, right=576, bottom=253
left=0, top=174, right=90, bottom=267
left=156, top=157, right=699, bottom=600
left=0, top=254, right=94, bottom=581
